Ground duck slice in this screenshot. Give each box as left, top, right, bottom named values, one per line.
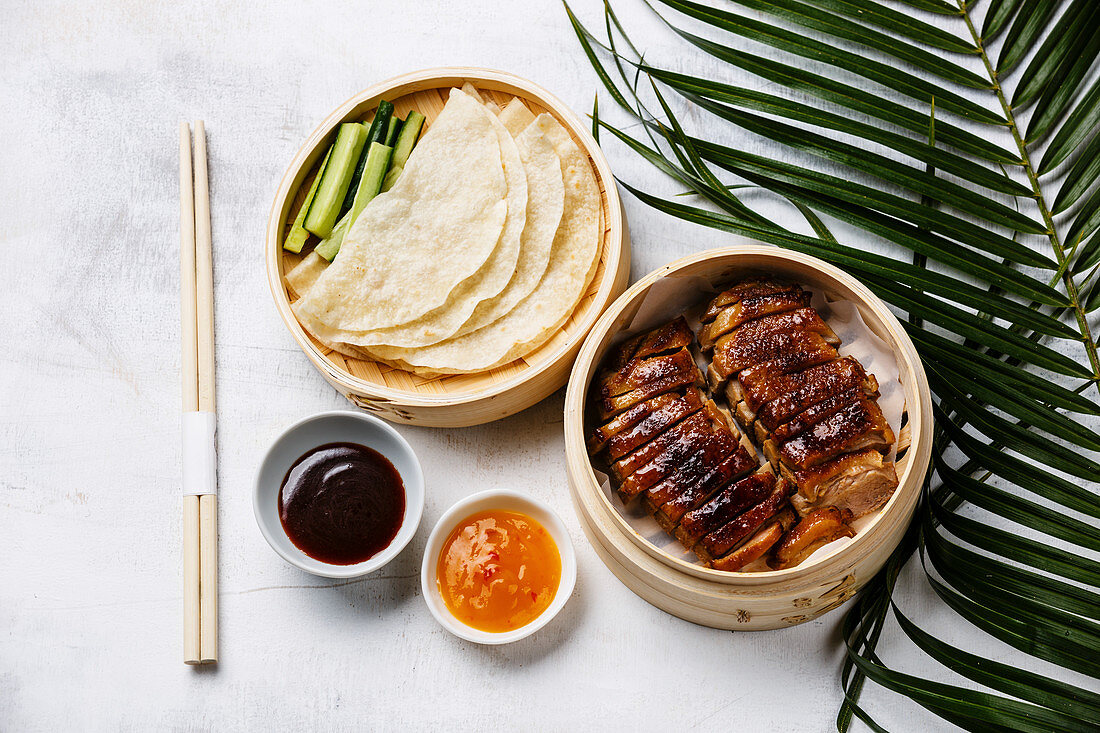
left=600, top=388, right=706, bottom=460
left=610, top=410, right=712, bottom=481
left=695, top=481, right=790, bottom=561
left=771, top=387, right=865, bottom=444
left=617, top=423, right=729, bottom=501
left=675, top=469, right=776, bottom=547
left=709, top=516, right=791, bottom=572
left=599, top=346, right=699, bottom=400
left=702, top=291, right=814, bottom=339
left=595, top=318, right=694, bottom=396
left=641, top=430, right=742, bottom=509
left=701, top=304, right=839, bottom=351
left=771, top=507, right=855, bottom=570
left=712, top=330, right=839, bottom=383
left=751, top=357, right=879, bottom=431
left=742, top=356, right=867, bottom=413
left=787, top=449, right=899, bottom=519
left=778, top=398, right=894, bottom=471
left=596, top=348, right=703, bottom=420
left=588, top=391, right=680, bottom=455
left=630, top=316, right=694, bottom=360
left=701, top=279, right=804, bottom=323
left=652, top=446, right=759, bottom=530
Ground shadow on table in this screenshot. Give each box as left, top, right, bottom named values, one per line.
left=458, top=564, right=587, bottom=666
left=329, top=548, right=423, bottom=615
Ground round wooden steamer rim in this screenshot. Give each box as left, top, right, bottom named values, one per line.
left=265, top=67, right=627, bottom=408
left=564, top=246, right=933, bottom=586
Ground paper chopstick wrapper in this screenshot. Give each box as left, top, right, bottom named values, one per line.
left=595, top=270, right=905, bottom=571
left=182, top=411, right=217, bottom=496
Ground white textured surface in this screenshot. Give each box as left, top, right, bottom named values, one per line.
left=2, top=1, right=1052, bottom=730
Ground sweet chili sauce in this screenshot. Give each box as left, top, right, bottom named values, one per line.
left=436, top=510, right=561, bottom=632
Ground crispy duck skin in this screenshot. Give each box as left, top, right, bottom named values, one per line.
left=621, top=430, right=738, bottom=502
left=588, top=391, right=679, bottom=455
left=599, top=347, right=699, bottom=400
left=753, top=358, right=880, bottom=431
left=596, top=348, right=703, bottom=420
left=617, top=427, right=733, bottom=500
left=603, top=389, right=706, bottom=461
left=599, top=330, right=647, bottom=380
left=787, top=449, right=898, bottom=519
left=771, top=387, right=864, bottom=444
left=696, top=482, right=790, bottom=560
left=674, top=468, right=776, bottom=547
left=709, top=520, right=786, bottom=572
left=724, top=363, right=869, bottom=440
left=701, top=279, right=802, bottom=323
left=711, top=329, right=839, bottom=382
left=742, top=356, right=868, bottom=414
left=771, top=507, right=855, bottom=570
left=595, top=318, right=694, bottom=397
left=631, top=316, right=693, bottom=359
left=610, top=403, right=721, bottom=480
left=778, top=398, right=894, bottom=471
left=611, top=411, right=708, bottom=481
left=701, top=305, right=839, bottom=351
left=646, top=439, right=757, bottom=520
left=652, top=447, right=760, bottom=530
left=703, top=291, right=814, bottom=337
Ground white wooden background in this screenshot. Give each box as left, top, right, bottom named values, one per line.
left=5, top=1, right=1072, bottom=730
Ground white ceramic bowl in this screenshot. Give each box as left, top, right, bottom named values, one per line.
left=254, top=410, right=425, bottom=578
left=421, top=490, right=577, bottom=644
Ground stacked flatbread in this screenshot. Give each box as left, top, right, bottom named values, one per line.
left=287, top=86, right=602, bottom=375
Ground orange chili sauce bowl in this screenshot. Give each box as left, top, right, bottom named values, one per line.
left=421, top=490, right=577, bottom=645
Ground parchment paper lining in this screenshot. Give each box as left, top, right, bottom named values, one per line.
left=592, top=271, right=905, bottom=572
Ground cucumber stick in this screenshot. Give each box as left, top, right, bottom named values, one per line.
left=315, top=142, right=393, bottom=262
left=378, top=111, right=425, bottom=193
left=390, top=110, right=424, bottom=170
left=383, top=116, right=402, bottom=147
left=381, top=166, right=402, bottom=192
left=313, top=211, right=352, bottom=262
left=303, top=123, right=367, bottom=238
left=365, top=101, right=394, bottom=146
left=340, top=101, right=394, bottom=215
left=282, top=146, right=332, bottom=253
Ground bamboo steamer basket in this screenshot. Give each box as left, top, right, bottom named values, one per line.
left=266, top=68, right=630, bottom=427
left=564, top=247, right=932, bottom=630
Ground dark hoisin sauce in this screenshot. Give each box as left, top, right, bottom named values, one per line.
left=279, top=442, right=405, bottom=565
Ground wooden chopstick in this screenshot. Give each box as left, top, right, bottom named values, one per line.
left=180, top=120, right=218, bottom=665
left=179, top=122, right=201, bottom=666
left=193, top=121, right=219, bottom=664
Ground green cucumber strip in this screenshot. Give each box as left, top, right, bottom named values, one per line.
left=303, top=122, right=367, bottom=238
left=390, top=110, right=424, bottom=170
left=340, top=101, right=394, bottom=215
left=366, top=101, right=394, bottom=146
left=350, top=143, right=394, bottom=220
left=315, top=142, right=393, bottom=262
left=282, top=146, right=332, bottom=253
left=335, top=122, right=370, bottom=217
left=313, top=211, right=351, bottom=262
left=381, top=166, right=403, bottom=192
left=384, top=116, right=403, bottom=147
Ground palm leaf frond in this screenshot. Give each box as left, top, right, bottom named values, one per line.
left=653, top=0, right=1005, bottom=123
left=997, top=0, right=1059, bottom=74
left=1039, top=76, right=1100, bottom=173
left=567, top=0, right=1100, bottom=729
